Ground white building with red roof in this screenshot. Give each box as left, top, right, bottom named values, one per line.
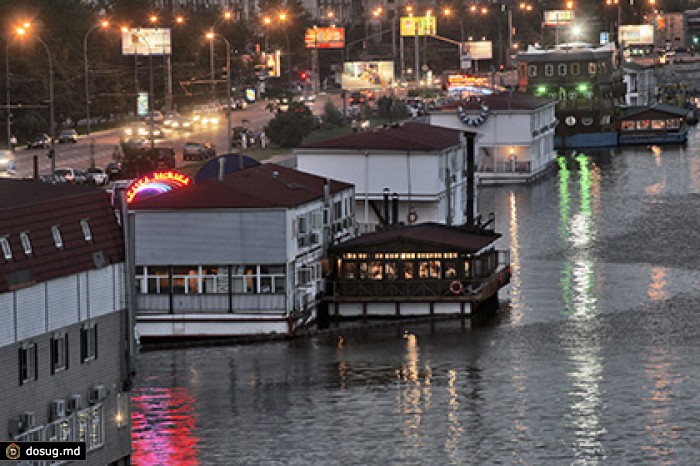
left=295, top=122, right=480, bottom=233
left=429, top=92, right=558, bottom=184
left=127, top=163, right=355, bottom=339
left=0, top=179, right=132, bottom=465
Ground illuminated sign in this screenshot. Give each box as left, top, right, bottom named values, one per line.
left=259, top=51, right=281, bottom=78
left=137, top=92, right=149, bottom=117
left=126, top=170, right=192, bottom=203
left=122, top=28, right=172, bottom=55
left=543, top=10, right=574, bottom=27
left=619, top=25, right=654, bottom=45
left=400, top=16, right=437, bottom=37
left=461, top=41, right=493, bottom=60
left=305, top=27, right=345, bottom=48
left=342, top=61, right=395, bottom=90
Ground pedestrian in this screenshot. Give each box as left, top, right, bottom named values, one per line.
left=352, top=119, right=358, bottom=132
left=9, top=135, right=17, bottom=153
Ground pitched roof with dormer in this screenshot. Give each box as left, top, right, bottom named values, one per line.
left=0, top=179, right=124, bottom=292
left=298, top=121, right=470, bottom=151
left=128, top=163, right=353, bottom=210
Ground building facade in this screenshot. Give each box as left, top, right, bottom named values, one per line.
left=128, top=164, right=355, bottom=339
left=0, top=180, right=131, bottom=465
left=295, top=122, right=479, bottom=233
left=429, top=92, right=557, bottom=184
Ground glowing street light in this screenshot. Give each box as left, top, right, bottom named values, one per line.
left=84, top=20, right=110, bottom=135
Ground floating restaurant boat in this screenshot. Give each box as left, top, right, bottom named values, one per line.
left=618, top=103, right=689, bottom=145
left=516, top=43, right=626, bottom=149
left=325, top=222, right=511, bottom=319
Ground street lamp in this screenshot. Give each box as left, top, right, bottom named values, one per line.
left=84, top=20, right=110, bottom=136
left=263, top=17, right=271, bottom=53
left=279, top=12, right=292, bottom=89
left=210, top=10, right=233, bottom=101
left=131, top=31, right=155, bottom=150
left=206, top=32, right=233, bottom=162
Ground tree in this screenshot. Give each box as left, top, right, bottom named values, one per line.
left=264, top=101, right=315, bottom=147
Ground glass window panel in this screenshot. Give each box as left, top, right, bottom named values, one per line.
left=404, top=262, right=414, bottom=279
left=369, top=261, right=383, bottom=280
left=260, top=276, right=273, bottom=293
left=359, top=262, right=369, bottom=279
left=444, top=262, right=457, bottom=278
left=343, top=262, right=356, bottom=279
left=384, top=262, right=397, bottom=279
left=651, top=119, right=666, bottom=129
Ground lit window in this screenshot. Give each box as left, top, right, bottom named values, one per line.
left=528, top=65, right=537, bottom=77
left=19, top=343, right=38, bottom=385
left=0, top=236, right=11, bottom=260
left=51, top=225, right=64, bottom=249
left=588, top=62, right=597, bottom=75
left=19, top=232, right=32, bottom=255
left=571, top=63, right=580, bottom=75
left=80, top=219, right=92, bottom=241
left=558, top=64, right=567, bottom=76
left=544, top=64, right=554, bottom=77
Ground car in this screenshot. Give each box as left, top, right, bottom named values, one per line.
left=300, top=93, right=316, bottom=103
left=58, top=129, right=79, bottom=143
left=27, top=133, right=52, bottom=149
left=54, top=168, right=87, bottom=185
left=85, top=167, right=109, bottom=186
left=348, top=91, right=366, bottom=106
left=183, top=142, right=216, bottom=161
left=169, top=116, right=193, bottom=131
left=143, top=110, right=164, bottom=124
left=0, top=150, right=16, bottom=177
left=192, top=114, right=220, bottom=128
left=147, top=147, right=176, bottom=169
left=105, top=162, right=123, bottom=180
left=122, top=137, right=149, bottom=150
left=123, top=125, right=163, bottom=139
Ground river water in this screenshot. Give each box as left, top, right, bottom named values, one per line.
left=132, top=129, right=700, bottom=465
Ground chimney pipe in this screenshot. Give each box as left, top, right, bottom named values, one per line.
left=391, top=192, right=399, bottom=226
left=382, top=188, right=390, bottom=227
left=218, top=156, right=226, bottom=182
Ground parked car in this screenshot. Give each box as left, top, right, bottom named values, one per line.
left=183, top=142, right=216, bottom=161
left=105, top=162, right=123, bottom=180
left=27, top=133, right=52, bottom=149
left=58, top=129, right=78, bottom=143
left=85, top=167, right=109, bottom=186
left=54, top=168, right=87, bottom=185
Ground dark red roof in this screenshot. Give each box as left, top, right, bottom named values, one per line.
left=298, top=121, right=470, bottom=151
left=129, top=163, right=353, bottom=210
left=331, top=222, right=500, bottom=254
left=0, top=180, right=124, bottom=292
left=436, top=92, right=554, bottom=111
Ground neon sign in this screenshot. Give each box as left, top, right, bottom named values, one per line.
left=126, top=170, right=192, bottom=203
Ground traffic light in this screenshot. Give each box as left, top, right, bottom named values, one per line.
left=300, top=71, right=308, bottom=81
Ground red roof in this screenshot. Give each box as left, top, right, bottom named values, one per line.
left=298, top=121, right=470, bottom=151
left=0, top=180, right=124, bottom=293
left=331, top=222, right=500, bottom=253
left=129, top=163, right=353, bottom=210
left=436, top=92, right=553, bottom=111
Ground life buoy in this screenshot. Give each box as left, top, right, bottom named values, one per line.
left=457, top=97, right=490, bottom=128
left=450, top=280, right=464, bottom=295
left=407, top=210, right=419, bottom=224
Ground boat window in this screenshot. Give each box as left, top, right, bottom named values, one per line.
left=588, top=62, right=597, bottom=76
left=528, top=65, right=537, bottom=77
left=384, top=262, right=397, bottom=280
left=444, top=262, right=457, bottom=278
left=667, top=118, right=680, bottom=129
left=571, top=63, right=580, bottom=75
left=651, top=119, right=666, bottom=130
left=558, top=64, right=567, bottom=76
left=343, top=261, right=356, bottom=279
left=636, top=120, right=651, bottom=130
left=621, top=121, right=636, bottom=131
left=545, top=64, right=554, bottom=77
left=464, top=260, right=471, bottom=278
left=369, top=261, right=383, bottom=280
left=403, top=262, right=414, bottom=279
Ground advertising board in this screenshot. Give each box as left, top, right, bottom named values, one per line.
left=122, top=28, right=171, bottom=55
left=305, top=27, right=345, bottom=48
left=342, top=61, right=395, bottom=90
left=400, top=16, right=437, bottom=37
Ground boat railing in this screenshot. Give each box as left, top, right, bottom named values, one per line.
left=479, top=161, right=532, bottom=174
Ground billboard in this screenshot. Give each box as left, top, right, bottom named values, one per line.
left=122, top=28, right=171, bottom=55
left=543, top=10, right=575, bottom=27
left=258, top=51, right=281, bottom=78
left=400, top=16, right=437, bottom=37
left=305, top=27, right=345, bottom=48
left=619, top=25, right=655, bottom=45
left=461, top=41, right=493, bottom=60
left=342, top=61, right=395, bottom=90
left=136, top=92, right=149, bottom=117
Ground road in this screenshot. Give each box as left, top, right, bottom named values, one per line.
left=13, top=94, right=341, bottom=179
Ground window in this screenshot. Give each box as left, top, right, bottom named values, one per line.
left=528, top=65, right=537, bottom=77
left=51, top=332, right=69, bottom=373
left=636, top=119, right=651, bottom=130
left=297, top=267, right=313, bottom=286
left=172, top=266, right=200, bottom=294
left=19, top=343, right=38, bottom=385
left=81, top=324, right=97, bottom=363
left=621, top=121, right=636, bottom=131
left=544, top=64, right=554, bottom=77
left=651, top=119, right=666, bottom=130
left=558, top=63, right=567, bottom=76
left=51, top=225, right=64, bottom=249
left=0, top=236, right=11, bottom=260
left=297, top=215, right=308, bottom=235
left=137, top=266, right=170, bottom=294
left=202, top=266, right=229, bottom=294
left=369, top=261, right=383, bottom=280
left=667, top=118, right=681, bottom=129
left=343, top=261, right=357, bottom=279
left=80, top=219, right=92, bottom=241
left=588, top=62, right=597, bottom=75
left=571, top=63, right=580, bottom=75
left=19, top=232, right=32, bottom=255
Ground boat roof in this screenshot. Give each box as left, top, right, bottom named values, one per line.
left=620, top=104, right=689, bottom=119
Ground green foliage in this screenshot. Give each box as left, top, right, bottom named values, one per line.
left=377, top=96, right=409, bottom=122
left=321, top=100, right=346, bottom=128
left=119, top=143, right=157, bottom=178
left=264, top=101, right=315, bottom=148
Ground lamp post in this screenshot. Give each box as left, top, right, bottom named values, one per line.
left=84, top=20, right=109, bottom=136
left=210, top=10, right=233, bottom=102
left=279, top=13, right=292, bottom=89
left=29, top=35, right=55, bottom=173
left=207, top=32, right=233, bottom=161
left=5, top=40, right=11, bottom=150
left=133, top=32, right=155, bottom=150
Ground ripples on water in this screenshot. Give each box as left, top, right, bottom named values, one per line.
left=133, top=132, right=700, bottom=464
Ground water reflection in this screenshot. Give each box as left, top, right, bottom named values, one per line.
left=131, top=387, right=198, bottom=465
left=508, top=192, right=523, bottom=323
left=396, top=332, right=430, bottom=459
left=444, top=369, right=463, bottom=464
